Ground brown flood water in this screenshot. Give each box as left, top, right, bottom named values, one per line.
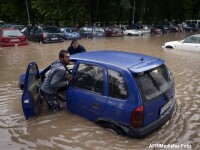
left=0, top=32, right=200, bottom=150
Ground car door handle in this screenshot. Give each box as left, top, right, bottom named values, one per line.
left=92, top=103, right=100, bottom=109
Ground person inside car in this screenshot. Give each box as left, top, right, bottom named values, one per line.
left=40, top=50, right=71, bottom=112
left=67, top=39, right=86, bottom=55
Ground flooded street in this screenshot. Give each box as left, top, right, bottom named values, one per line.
left=0, top=32, right=200, bottom=150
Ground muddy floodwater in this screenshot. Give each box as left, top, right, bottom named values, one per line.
left=0, top=32, right=200, bottom=150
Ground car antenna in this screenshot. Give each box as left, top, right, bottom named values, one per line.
left=140, top=57, right=144, bottom=61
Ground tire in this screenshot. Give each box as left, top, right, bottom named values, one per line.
left=128, top=33, right=132, bottom=36
left=101, top=123, right=125, bottom=136
left=165, top=45, right=173, bottom=49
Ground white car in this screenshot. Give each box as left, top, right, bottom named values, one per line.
left=163, top=34, right=200, bottom=52
left=118, top=25, right=143, bottom=36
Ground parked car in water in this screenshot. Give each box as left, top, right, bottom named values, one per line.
left=183, top=24, right=199, bottom=32
left=117, top=25, right=143, bottom=36
left=0, top=21, right=5, bottom=28
left=20, top=50, right=175, bottom=138
left=79, top=26, right=105, bottom=38
left=0, top=28, right=28, bottom=47
left=104, top=26, right=123, bottom=37
left=151, top=25, right=172, bottom=34
left=151, top=25, right=162, bottom=34
left=21, top=26, right=35, bottom=40
left=27, top=25, right=64, bottom=43
left=163, top=34, right=200, bottom=52
left=1, top=23, right=25, bottom=30
left=185, top=20, right=200, bottom=27
left=139, top=25, right=151, bottom=34
left=60, top=27, right=81, bottom=40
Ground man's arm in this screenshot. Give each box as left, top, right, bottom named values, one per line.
left=51, top=69, right=68, bottom=88
left=67, top=46, right=72, bottom=54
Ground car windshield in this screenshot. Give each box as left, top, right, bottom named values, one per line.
left=43, top=27, right=60, bottom=33
left=3, top=30, right=23, bottom=37
left=182, top=36, right=200, bottom=44
left=94, top=27, right=104, bottom=32
left=135, top=64, right=174, bottom=102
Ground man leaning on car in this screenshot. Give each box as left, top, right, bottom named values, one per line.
left=40, top=50, right=71, bottom=112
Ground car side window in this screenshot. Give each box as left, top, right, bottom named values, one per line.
left=108, top=69, right=128, bottom=99
left=72, top=64, right=104, bottom=94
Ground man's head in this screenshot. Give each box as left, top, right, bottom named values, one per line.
left=59, top=50, right=70, bottom=65
left=71, top=39, right=79, bottom=49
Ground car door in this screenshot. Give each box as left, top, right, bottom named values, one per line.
left=21, top=62, right=43, bottom=119
left=67, top=62, right=107, bottom=121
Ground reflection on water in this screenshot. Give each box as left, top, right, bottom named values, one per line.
left=0, top=32, right=200, bottom=149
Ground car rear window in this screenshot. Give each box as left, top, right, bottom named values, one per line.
left=94, top=27, right=104, bottom=32
left=3, top=30, right=23, bottom=37
left=135, top=64, right=174, bottom=102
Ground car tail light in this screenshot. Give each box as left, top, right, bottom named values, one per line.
left=42, top=33, right=47, bottom=39
left=1, top=38, right=10, bottom=42
left=130, top=106, right=144, bottom=128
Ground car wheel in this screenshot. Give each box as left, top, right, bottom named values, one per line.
left=128, top=33, right=132, bottom=36
left=101, top=123, right=125, bottom=136
left=165, top=45, right=173, bottom=49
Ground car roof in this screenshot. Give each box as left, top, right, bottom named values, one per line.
left=70, top=50, right=164, bottom=72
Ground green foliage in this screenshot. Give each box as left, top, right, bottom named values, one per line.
left=0, top=0, right=199, bottom=26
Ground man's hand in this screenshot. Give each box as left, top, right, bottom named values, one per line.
left=68, top=75, right=72, bottom=81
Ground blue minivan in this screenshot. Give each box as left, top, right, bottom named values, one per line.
left=21, top=50, right=175, bottom=137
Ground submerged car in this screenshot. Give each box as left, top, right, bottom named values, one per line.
left=28, top=25, right=64, bottom=43
left=104, top=26, right=123, bottom=37
left=60, top=27, right=81, bottom=40
left=0, top=28, right=28, bottom=47
left=163, top=34, right=200, bottom=52
left=117, top=25, right=143, bottom=36
left=21, top=50, right=175, bottom=138
left=79, top=26, right=105, bottom=38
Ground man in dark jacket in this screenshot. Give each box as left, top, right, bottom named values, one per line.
left=67, top=39, right=86, bottom=55
left=40, top=50, right=71, bottom=112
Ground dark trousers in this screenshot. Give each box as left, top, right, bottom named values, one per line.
left=40, top=90, right=61, bottom=112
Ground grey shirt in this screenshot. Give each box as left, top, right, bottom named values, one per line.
left=40, top=60, right=68, bottom=94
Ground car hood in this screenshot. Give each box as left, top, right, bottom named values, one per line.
left=165, top=41, right=179, bottom=45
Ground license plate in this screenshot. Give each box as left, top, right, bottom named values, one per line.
left=160, top=99, right=173, bottom=115
left=51, top=38, right=58, bottom=40
left=11, top=39, right=19, bottom=42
